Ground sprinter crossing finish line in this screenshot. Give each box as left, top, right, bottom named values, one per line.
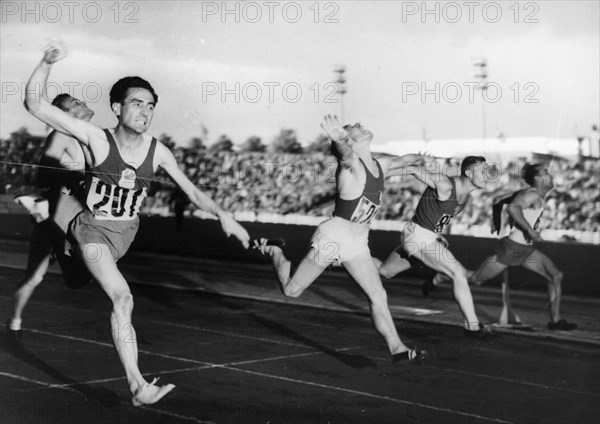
left=23, top=39, right=250, bottom=406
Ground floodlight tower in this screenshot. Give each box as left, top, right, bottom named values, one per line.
left=334, top=65, right=347, bottom=123
left=472, top=57, right=488, bottom=140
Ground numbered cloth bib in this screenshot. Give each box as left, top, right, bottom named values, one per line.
left=87, top=175, right=148, bottom=220
left=85, top=129, right=156, bottom=221
left=434, top=213, right=454, bottom=233
left=349, top=195, right=380, bottom=224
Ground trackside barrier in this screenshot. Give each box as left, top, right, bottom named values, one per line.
left=0, top=213, right=598, bottom=296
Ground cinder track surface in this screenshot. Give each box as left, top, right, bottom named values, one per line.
left=1, top=240, right=598, bottom=424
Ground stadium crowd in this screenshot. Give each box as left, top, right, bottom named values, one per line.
left=1, top=128, right=599, bottom=234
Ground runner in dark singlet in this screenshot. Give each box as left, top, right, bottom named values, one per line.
left=374, top=156, right=499, bottom=339
left=255, top=115, right=429, bottom=362
left=7, top=94, right=94, bottom=336
left=24, top=39, right=250, bottom=406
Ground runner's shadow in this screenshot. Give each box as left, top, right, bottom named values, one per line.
left=250, top=314, right=377, bottom=370
left=132, top=283, right=178, bottom=309
left=1, top=333, right=120, bottom=407
left=310, top=283, right=366, bottom=313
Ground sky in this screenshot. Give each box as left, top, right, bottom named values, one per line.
left=1, top=1, right=598, bottom=148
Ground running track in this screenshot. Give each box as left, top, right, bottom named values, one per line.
left=1, top=241, right=598, bottom=424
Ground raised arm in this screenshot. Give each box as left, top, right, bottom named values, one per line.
left=320, top=115, right=354, bottom=168
left=24, top=40, right=103, bottom=145
left=506, top=189, right=543, bottom=242
left=155, top=143, right=250, bottom=248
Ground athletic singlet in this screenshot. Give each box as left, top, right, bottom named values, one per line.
left=85, top=129, right=156, bottom=221
left=332, top=158, right=384, bottom=225
left=412, top=179, right=461, bottom=233
left=37, top=130, right=88, bottom=193
left=508, top=194, right=543, bottom=245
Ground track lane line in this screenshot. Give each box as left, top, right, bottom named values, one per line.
left=217, top=365, right=515, bottom=424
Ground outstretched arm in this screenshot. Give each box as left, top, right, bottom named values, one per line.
left=393, top=155, right=458, bottom=190
left=156, top=143, right=250, bottom=248
left=24, top=40, right=103, bottom=146
left=375, top=152, right=447, bottom=179
left=320, top=115, right=353, bottom=169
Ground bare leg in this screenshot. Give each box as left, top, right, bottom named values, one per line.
left=259, top=242, right=328, bottom=298
left=522, top=251, right=563, bottom=323
left=470, top=255, right=508, bottom=285
left=376, top=249, right=412, bottom=279
left=413, top=242, right=480, bottom=330
left=10, top=223, right=52, bottom=328
left=500, top=274, right=523, bottom=325
left=344, top=252, right=409, bottom=355
left=79, top=242, right=173, bottom=404
left=469, top=255, right=521, bottom=325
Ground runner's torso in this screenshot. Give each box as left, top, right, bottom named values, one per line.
left=37, top=131, right=91, bottom=213
left=412, top=179, right=463, bottom=233
left=332, top=158, right=384, bottom=225
left=508, top=192, right=543, bottom=245
left=84, top=129, right=156, bottom=221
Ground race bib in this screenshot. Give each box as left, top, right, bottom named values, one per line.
left=86, top=176, right=147, bottom=220
left=350, top=196, right=380, bottom=224
left=434, top=213, right=453, bottom=233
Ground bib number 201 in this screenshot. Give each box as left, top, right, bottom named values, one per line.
left=88, top=177, right=145, bottom=220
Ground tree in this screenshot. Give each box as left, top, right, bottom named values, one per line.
left=189, top=137, right=206, bottom=151
left=306, top=133, right=331, bottom=153
left=239, top=136, right=266, bottom=153
left=159, top=133, right=176, bottom=150
left=269, top=129, right=303, bottom=154
left=188, top=125, right=208, bottom=151
left=209, top=134, right=234, bottom=154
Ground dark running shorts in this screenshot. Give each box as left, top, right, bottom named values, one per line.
left=495, top=237, right=537, bottom=267
left=68, top=209, right=139, bottom=261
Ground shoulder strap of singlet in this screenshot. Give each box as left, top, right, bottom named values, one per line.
left=103, top=129, right=117, bottom=148
left=449, top=177, right=458, bottom=199
left=142, top=137, right=158, bottom=171
left=491, top=190, right=522, bottom=235
left=374, top=158, right=383, bottom=179
left=358, top=157, right=381, bottom=179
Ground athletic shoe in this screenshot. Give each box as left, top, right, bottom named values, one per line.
left=463, top=323, right=501, bottom=341
left=547, top=319, right=578, bottom=331
left=392, top=348, right=429, bottom=364
left=6, top=320, right=23, bottom=340
left=132, top=378, right=175, bottom=406
left=422, top=278, right=437, bottom=297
